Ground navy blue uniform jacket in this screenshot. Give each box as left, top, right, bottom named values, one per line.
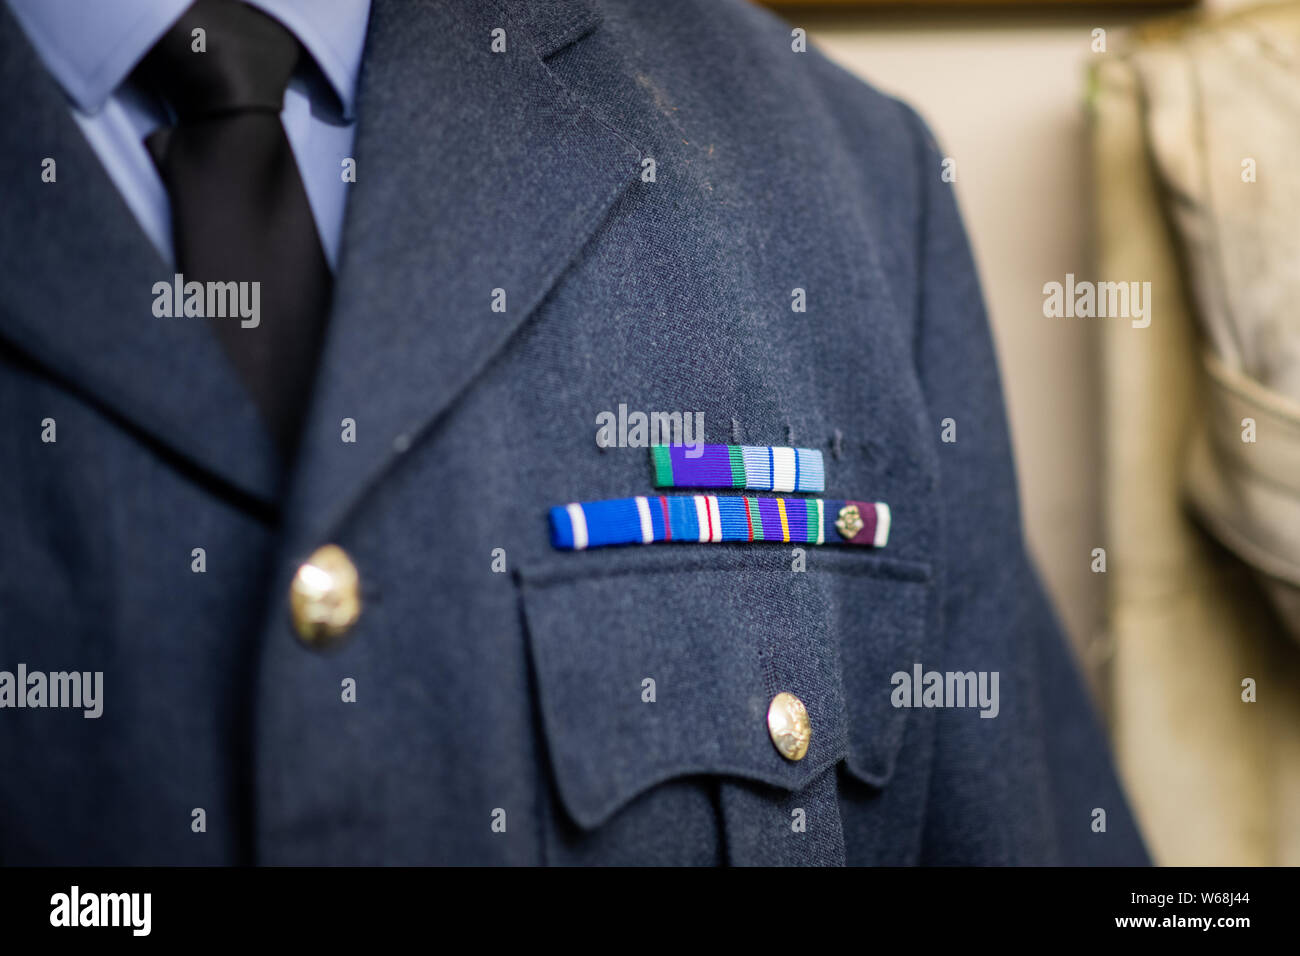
left=0, top=0, right=1149, bottom=864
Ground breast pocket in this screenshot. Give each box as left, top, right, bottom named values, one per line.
left=517, top=545, right=933, bottom=865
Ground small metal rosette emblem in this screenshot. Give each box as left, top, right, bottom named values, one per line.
left=835, top=504, right=864, bottom=539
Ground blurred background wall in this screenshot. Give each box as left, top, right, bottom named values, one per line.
left=770, top=0, right=1258, bottom=697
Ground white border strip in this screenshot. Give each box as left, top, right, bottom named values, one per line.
left=566, top=502, right=588, bottom=550
left=873, top=502, right=891, bottom=548
left=771, top=447, right=796, bottom=492
left=635, top=495, right=653, bottom=544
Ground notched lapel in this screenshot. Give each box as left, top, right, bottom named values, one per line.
left=281, top=0, right=643, bottom=550
left=0, top=7, right=282, bottom=508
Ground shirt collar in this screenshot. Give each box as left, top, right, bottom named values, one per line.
left=5, top=0, right=371, bottom=119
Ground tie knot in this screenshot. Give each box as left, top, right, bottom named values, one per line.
left=135, top=0, right=300, bottom=120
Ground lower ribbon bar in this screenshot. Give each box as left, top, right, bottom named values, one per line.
left=549, top=495, right=890, bottom=551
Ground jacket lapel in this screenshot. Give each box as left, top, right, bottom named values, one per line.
left=0, top=6, right=282, bottom=508
left=278, top=0, right=643, bottom=551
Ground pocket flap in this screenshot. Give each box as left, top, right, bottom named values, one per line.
left=518, top=548, right=931, bottom=829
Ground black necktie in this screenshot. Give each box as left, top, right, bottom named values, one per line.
left=135, top=0, right=333, bottom=457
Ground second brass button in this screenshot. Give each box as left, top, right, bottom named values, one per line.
left=767, top=691, right=811, bottom=762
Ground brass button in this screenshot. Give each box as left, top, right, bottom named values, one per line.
left=289, top=544, right=361, bottom=646
left=767, top=691, right=811, bottom=762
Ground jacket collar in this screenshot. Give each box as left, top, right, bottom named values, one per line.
left=512, top=0, right=603, bottom=57
left=264, top=0, right=645, bottom=556
left=0, top=0, right=641, bottom=538
left=0, top=2, right=284, bottom=508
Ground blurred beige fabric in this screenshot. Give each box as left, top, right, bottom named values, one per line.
left=1092, top=3, right=1300, bottom=865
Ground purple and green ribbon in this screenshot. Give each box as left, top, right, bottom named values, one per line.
left=650, top=444, right=824, bottom=493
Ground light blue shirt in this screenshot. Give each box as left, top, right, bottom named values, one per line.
left=6, top=0, right=371, bottom=270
